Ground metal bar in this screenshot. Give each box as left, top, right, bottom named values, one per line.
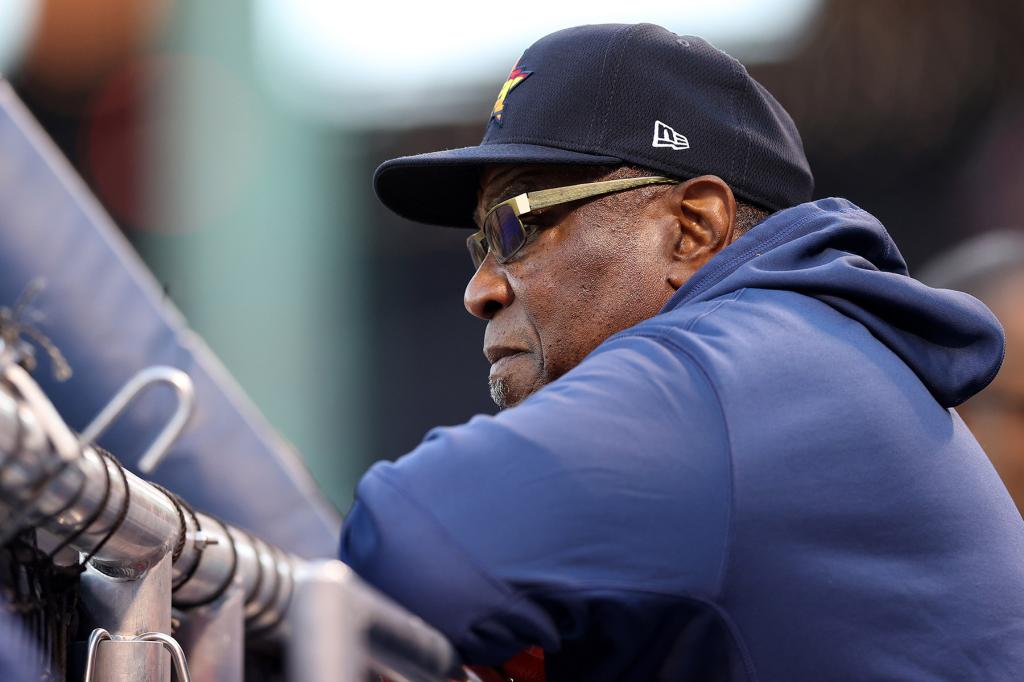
left=0, top=418, right=176, bottom=573
left=83, top=632, right=170, bottom=682
left=79, top=554, right=174, bottom=682
left=175, top=586, right=245, bottom=682
left=80, top=553, right=173, bottom=637
left=0, top=376, right=294, bottom=635
left=0, top=367, right=467, bottom=681
left=288, top=561, right=464, bottom=682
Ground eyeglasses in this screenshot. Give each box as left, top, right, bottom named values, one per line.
left=467, top=175, right=677, bottom=270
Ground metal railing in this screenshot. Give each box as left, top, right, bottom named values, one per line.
left=0, top=346, right=465, bottom=681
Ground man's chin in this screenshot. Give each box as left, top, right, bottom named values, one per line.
left=489, top=376, right=514, bottom=409
left=487, top=352, right=544, bottom=408
left=488, top=375, right=541, bottom=409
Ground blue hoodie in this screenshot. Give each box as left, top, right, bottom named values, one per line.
left=340, top=199, right=1024, bottom=680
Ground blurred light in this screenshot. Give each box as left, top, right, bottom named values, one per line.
left=82, top=59, right=152, bottom=229
left=22, top=0, right=172, bottom=96
left=0, top=0, right=40, bottom=76
left=84, top=54, right=262, bottom=233
left=254, top=0, right=822, bottom=126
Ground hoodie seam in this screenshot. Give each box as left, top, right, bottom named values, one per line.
left=615, top=322, right=740, bottom=604
left=619, top=322, right=754, bottom=681
left=684, top=290, right=745, bottom=332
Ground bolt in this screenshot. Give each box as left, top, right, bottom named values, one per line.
left=192, top=530, right=220, bottom=549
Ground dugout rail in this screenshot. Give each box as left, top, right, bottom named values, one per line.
left=0, top=347, right=465, bottom=681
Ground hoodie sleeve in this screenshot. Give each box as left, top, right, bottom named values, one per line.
left=339, top=332, right=732, bottom=664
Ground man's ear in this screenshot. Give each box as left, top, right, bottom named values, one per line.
left=665, top=175, right=737, bottom=289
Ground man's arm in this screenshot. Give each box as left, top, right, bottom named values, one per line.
left=340, top=332, right=732, bottom=664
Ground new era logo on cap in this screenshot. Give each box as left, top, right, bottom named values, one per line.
left=652, top=120, right=689, bottom=151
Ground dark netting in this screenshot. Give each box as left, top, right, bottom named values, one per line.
left=0, top=530, right=80, bottom=681
left=245, top=643, right=288, bottom=682
left=0, top=303, right=290, bottom=680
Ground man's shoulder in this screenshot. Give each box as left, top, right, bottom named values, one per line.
left=620, top=287, right=861, bottom=375
left=615, top=286, right=936, bottom=430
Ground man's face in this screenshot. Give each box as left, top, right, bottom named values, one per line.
left=961, top=270, right=1024, bottom=515
left=465, top=164, right=679, bottom=408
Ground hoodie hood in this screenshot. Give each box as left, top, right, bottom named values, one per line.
left=664, top=198, right=1005, bottom=407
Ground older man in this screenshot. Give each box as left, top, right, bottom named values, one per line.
left=341, top=24, right=1024, bottom=680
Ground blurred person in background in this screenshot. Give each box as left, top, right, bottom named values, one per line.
left=921, top=230, right=1024, bottom=516
left=341, top=23, right=1024, bottom=681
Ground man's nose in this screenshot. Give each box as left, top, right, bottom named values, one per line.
left=464, top=255, right=514, bottom=320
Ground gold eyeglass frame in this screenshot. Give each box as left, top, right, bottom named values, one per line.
left=468, top=175, right=677, bottom=268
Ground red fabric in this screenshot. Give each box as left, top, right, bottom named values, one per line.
left=381, top=647, right=545, bottom=682
left=467, top=647, right=545, bottom=682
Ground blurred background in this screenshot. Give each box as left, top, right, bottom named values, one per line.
left=1, top=0, right=1022, bottom=514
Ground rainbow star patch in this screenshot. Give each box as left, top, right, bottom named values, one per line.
left=490, top=60, right=532, bottom=125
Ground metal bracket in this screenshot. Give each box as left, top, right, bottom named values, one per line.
left=136, top=632, right=193, bottom=682
left=80, top=366, right=195, bottom=474
left=81, top=627, right=111, bottom=681
left=83, top=627, right=192, bottom=682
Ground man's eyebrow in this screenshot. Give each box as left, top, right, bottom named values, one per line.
left=486, top=178, right=545, bottom=214
left=495, top=180, right=537, bottom=204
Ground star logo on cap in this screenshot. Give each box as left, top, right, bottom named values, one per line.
left=490, top=61, right=532, bottom=125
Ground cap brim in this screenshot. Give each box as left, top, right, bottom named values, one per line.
left=373, top=143, right=622, bottom=229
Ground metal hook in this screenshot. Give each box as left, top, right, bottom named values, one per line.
left=81, top=627, right=111, bottom=682
left=79, top=366, right=195, bottom=474
left=82, top=628, right=193, bottom=682
left=135, top=631, right=193, bottom=682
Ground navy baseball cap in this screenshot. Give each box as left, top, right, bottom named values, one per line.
left=373, top=23, right=813, bottom=229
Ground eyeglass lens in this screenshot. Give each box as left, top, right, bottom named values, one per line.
left=467, top=203, right=529, bottom=270
left=467, top=233, right=487, bottom=269
left=487, top=204, right=526, bottom=262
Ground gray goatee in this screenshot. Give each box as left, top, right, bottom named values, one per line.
left=488, top=376, right=511, bottom=409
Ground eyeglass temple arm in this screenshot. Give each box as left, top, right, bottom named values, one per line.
left=525, top=176, right=676, bottom=212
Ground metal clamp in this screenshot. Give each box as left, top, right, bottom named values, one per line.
left=80, top=366, right=195, bottom=474
left=82, top=627, right=193, bottom=682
